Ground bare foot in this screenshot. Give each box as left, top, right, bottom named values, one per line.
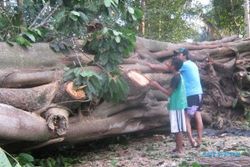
left=171, top=150, right=185, bottom=158
left=197, top=139, right=202, bottom=145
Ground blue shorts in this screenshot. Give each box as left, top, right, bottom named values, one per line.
left=185, top=94, right=203, bottom=117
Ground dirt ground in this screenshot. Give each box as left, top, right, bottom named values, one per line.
left=69, top=128, right=250, bottom=167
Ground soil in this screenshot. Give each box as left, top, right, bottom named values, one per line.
left=64, top=127, right=250, bottom=167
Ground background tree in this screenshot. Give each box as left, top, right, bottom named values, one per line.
left=201, top=0, right=245, bottom=40
left=137, top=0, right=200, bottom=42
left=245, top=0, right=250, bottom=37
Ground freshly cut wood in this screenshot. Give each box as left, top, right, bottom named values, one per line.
left=127, top=70, right=149, bottom=86
left=65, top=82, right=86, bottom=100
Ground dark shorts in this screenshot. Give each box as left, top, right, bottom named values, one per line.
left=185, top=94, right=203, bottom=117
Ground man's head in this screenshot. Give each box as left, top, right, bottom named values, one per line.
left=173, top=48, right=189, bottom=61
left=171, top=57, right=183, bottom=72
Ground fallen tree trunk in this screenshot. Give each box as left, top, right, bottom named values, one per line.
left=0, top=69, right=63, bottom=88
left=0, top=36, right=249, bottom=151
left=0, top=103, right=51, bottom=141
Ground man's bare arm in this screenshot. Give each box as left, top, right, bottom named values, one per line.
left=149, top=80, right=173, bottom=96
left=145, top=62, right=170, bottom=72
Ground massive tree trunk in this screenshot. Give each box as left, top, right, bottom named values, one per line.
left=0, top=36, right=249, bottom=151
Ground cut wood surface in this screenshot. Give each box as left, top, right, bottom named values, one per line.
left=65, top=81, right=86, bottom=100
left=127, top=70, right=149, bottom=86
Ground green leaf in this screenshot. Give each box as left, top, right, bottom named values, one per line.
left=54, top=9, right=66, bottom=23
left=15, top=36, right=31, bottom=47
left=115, top=36, right=121, bottom=43
left=132, top=14, right=137, bottom=21
left=128, top=7, right=134, bottom=14
left=90, top=77, right=102, bottom=90
left=0, top=148, right=12, bottom=167
left=69, top=11, right=80, bottom=21
left=99, top=54, right=109, bottom=65
left=18, top=153, right=34, bottom=163
left=79, top=12, right=89, bottom=23
left=80, top=70, right=95, bottom=78
left=70, top=11, right=80, bottom=17
left=191, top=162, right=201, bottom=167
left=112, top=30, right=122, bottom=36
left=23, top=32, right=36, bottom=42
left=104, top=0, right=111, bottom=7
left=33, top=29, right=42, bottom=37
left=63, top=68, right=75, bottom=81
left=69, top=15, right=78, bottom=21
left=87, top=81, right=97, bottom=96
left=102, top=27, right=109, bottom=34
left=14, top=164, right=22, bottom=167
left=74, top=68, right=82, bottom=77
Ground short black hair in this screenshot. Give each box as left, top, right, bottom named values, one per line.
left=173, top=48, right=190, bottom=60
left=171, top=57, right=183, bottom=71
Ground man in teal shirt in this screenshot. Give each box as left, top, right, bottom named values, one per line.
left=149, top=57, right=187, bottom=155
left=175, top=48, right=203, bottom=147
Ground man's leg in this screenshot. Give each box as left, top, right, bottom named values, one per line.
left=185, top=112, right=195, bottom=146
left=175, top=132, right=184, bottom=153
left=194, top=111, right=203, bottom=145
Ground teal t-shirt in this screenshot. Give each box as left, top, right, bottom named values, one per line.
left=180, top=60, right=203, bottom=96
left=168, top=74, right=187, bottom=110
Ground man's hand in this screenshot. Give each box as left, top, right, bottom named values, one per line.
left=206, top=57, right=214, bottom=65
left=149, top=79, right=170, bottom=96
left=164, top=61, right=171, bottom=68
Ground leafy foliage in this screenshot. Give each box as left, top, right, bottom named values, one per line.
left=199, top=0, right=245, bottom=40
left=0, top=148, right=12, bottom=167
left=86, top=27, right=135, bottom=70
left=63, top=67, right=129, bottom=102
left=101, top=71, right=129, bottom=102
left=212, top=0, right=244, bottom=35
left=0, top=147, right=81, bottom=167
left=0, top=148, right=34, bottom=167
left=139, top=0, right=200, bottom=42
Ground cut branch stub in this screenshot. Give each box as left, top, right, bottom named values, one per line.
left=44, top=107, right=70, bottom=136
left=65, top=81, right=86, bottom=100
left=127, top=70, right=149, bottom=86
